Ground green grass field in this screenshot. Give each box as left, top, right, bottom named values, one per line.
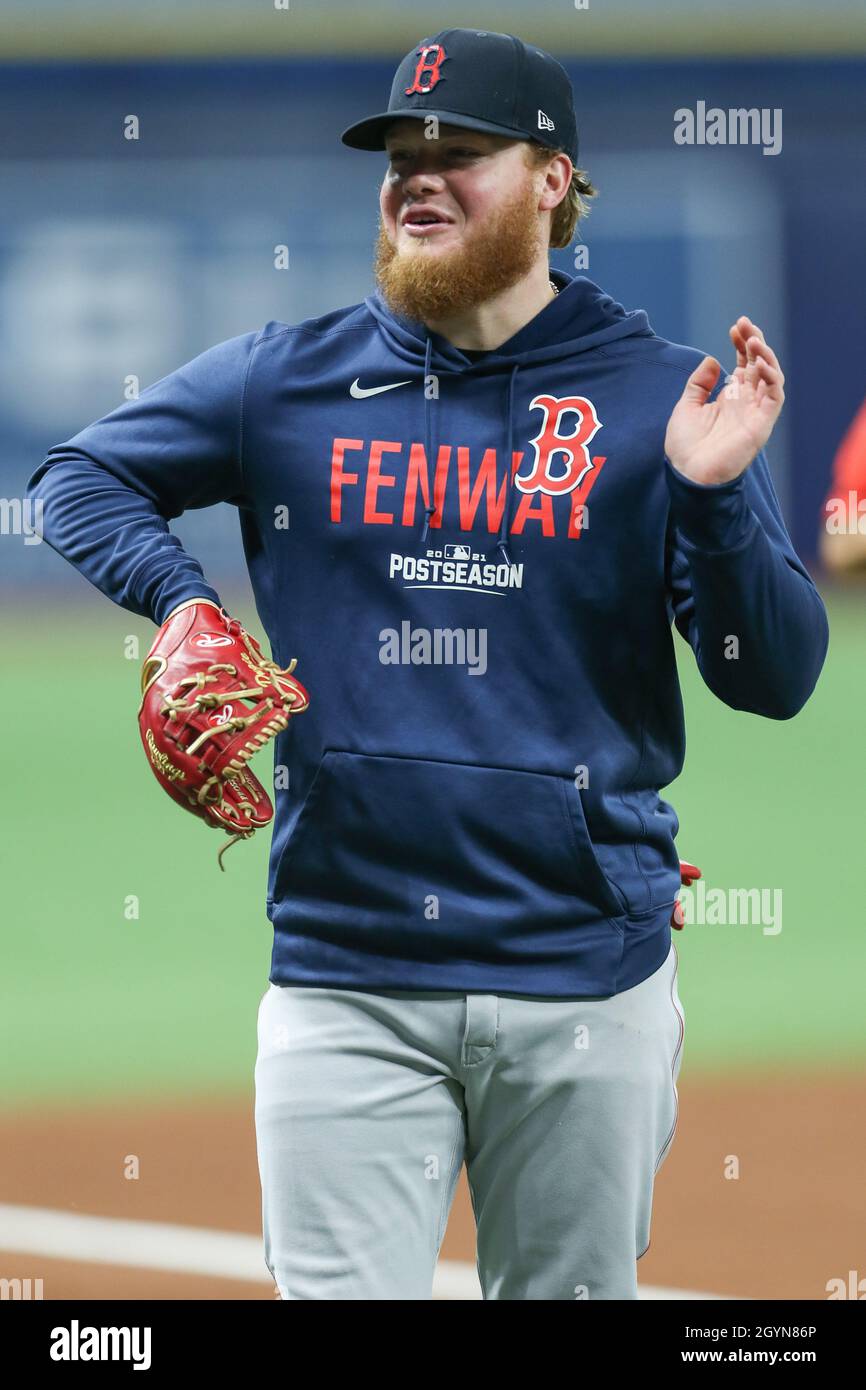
left=2, top=586, right=864, bottom=1104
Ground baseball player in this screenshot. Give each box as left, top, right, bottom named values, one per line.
left=819, top=393, right=866, bottom=573
left=26, top=28, right=829, bottom=1300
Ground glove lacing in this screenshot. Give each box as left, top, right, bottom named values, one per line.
left=159, top=657, right=305, bottom=870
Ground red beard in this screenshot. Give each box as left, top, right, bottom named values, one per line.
left=374, top=175, right=544, bottom=324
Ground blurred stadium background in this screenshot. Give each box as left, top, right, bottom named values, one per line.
left=1, top=0, right=864, bottom=1300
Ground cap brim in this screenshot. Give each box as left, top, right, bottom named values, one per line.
left=340, top=109, right=532, bottom=151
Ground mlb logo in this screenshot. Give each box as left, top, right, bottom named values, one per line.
left=444, top=544, right=471, bottom=559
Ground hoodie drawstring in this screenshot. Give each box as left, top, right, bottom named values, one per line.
left=418, top=336, right=436, bottom=546
left=496, top=364, right=520, bottom=568
left=417, top=340, right=521, bottom=569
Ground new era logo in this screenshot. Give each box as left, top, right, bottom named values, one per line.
left=537, top=110, right=555, bottom=133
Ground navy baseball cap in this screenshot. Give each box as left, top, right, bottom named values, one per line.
left=340, top=28, right=579, bottom=165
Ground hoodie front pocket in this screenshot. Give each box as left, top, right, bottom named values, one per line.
left=272, top=751, right=626, bottom=942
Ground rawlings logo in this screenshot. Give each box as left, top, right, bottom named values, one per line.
left=209, top=704, right=234, bottom=726
left=238, top=648, right=274, bottom=687
left=145, top=728, right=184, bottom=782
left=192, top=633, right=233, bottom=648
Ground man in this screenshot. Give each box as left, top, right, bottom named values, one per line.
left=26, top=28, right=828, bottom=1299
left=819, top=394, right=866, bottom=573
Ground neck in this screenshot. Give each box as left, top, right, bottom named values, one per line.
left=423, top=261, right=557, bottom=351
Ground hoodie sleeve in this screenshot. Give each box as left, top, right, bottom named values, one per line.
left=24, top=330, right=260, bottom=626
left=664, top=446, right=829, bottom=720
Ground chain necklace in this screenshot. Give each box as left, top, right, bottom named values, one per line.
left=549, top=278, right=559, bottom=298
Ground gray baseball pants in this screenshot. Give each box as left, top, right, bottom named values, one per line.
left=254, top=941, right=684, bottom=1300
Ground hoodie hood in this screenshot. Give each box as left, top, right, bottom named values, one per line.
left=364, top=269, right=654, bottom=563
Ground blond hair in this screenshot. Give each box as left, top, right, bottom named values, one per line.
left=523, top=140, right=597, bottom=249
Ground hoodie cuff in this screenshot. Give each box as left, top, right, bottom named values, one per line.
left=664, top=456, right=758, bottom=552
left=154, top=582, right=224, bottom=628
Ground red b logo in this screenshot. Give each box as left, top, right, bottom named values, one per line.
left=516, top=394, right=604, bottom=496
left=405, top=44, right=447, bottom=95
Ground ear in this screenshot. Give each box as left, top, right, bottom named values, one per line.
left=538, top=153, right=572, bottom=213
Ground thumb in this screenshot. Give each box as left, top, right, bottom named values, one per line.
left=681, top=355, right=722, bottom=405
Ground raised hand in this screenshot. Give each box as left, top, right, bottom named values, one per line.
left=664, top=316, right=785, bottom=486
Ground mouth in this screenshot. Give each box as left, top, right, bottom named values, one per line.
left=401, top=208, right=456, bottom=237
left=403, top=222, right=453, bottom=238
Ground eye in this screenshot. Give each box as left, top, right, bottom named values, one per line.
left=387, top=146, right=481, bottom=164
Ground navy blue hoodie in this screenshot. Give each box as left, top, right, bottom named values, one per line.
left=26, top=269, right=829, bottom=995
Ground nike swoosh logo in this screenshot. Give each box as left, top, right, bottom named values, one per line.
left=350, top=377, right=413, bottom=399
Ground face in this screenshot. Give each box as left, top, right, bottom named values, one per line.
left=374, top=120, right=554, bottom=323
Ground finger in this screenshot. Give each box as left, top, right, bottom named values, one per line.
left=740, top=321, right=770, bottom=373
left=753, top=357, right=785, bottom=402
left=755, top=371, right=778, bottom=405
left=744, top=340, right=773, bottom=388
left=737, top=315, right=765, bottom=344
left=747, top=344, right=784, bottom=392
left=683, top=355, right=723, bottom=404
left=748, top=335, right=785, bottom=383
left=729, top=323, right=748, bottom=370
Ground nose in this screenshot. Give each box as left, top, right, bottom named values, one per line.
left=394, top=154, right=448, bottom=194
left=405, top=181, right=447, bottom=212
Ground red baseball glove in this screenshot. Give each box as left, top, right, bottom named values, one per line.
left=138, top=599, right=309, bottom=868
